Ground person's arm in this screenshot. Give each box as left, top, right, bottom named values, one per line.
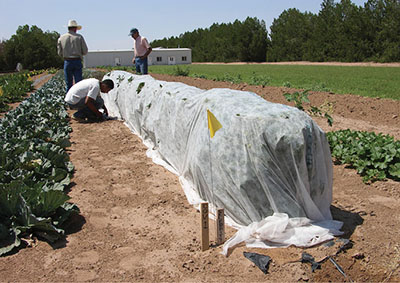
left=81, top=36, right=88, bottom=56
left=140, top=47, right=152, bottom=59
left=57, top=38, right=63, bottom=57
left=85, top=96, right=103, bottom=118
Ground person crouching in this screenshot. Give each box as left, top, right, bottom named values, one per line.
left=65, top=78, right=114, bottom=122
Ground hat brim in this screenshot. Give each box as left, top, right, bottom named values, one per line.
left=69, top=25, right=82, bottom=30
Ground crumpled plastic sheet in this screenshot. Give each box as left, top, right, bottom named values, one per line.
left=102, top=71, right=343, bottom=256
left=243, top=252, right=271, bottom=274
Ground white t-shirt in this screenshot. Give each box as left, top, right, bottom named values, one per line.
left=65, top=78, right=100, bottom=105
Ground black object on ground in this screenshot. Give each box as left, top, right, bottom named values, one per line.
left=301, top=252, right=321, bottom=272
left=243, top=252, right=271, bottom=274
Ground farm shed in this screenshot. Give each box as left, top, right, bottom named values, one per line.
left=83, top=49, right=134, bottom=68
left=83, top=47, right=192, bottom=68
left=148, top=47, right=192, bottom=66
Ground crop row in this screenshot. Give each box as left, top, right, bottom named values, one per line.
left=0, top=69, right=59, bottom=113
left=0, top=73, right=34, bottom=112
left=327, top=130, right=400, bottom=183
left=0, top=72, right=78, bottom=256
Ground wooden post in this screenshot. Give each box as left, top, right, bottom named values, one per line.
left=216, top=208, right=225, bottom=245
left=200, top=202, right=209, bottom=251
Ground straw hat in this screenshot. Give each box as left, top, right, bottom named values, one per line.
left=68, top=20, right=82, bottom=30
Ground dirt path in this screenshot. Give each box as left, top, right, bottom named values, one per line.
left=0, top=72, right=399, bottom=282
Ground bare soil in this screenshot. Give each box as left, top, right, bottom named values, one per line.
left=0, top=69, right=399, bottom=282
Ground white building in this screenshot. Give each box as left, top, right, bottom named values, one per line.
left=149, top=47, right=192, bottom=66
left=83, top=47, right=192, bottom=68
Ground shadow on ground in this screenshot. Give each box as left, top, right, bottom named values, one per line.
left=330, top=205, right=363, bottom=238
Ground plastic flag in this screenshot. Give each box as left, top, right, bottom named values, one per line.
left=207, top=109, right=222, bottom=138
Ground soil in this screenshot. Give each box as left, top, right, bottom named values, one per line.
left=0, top=67, right=399, bottom=282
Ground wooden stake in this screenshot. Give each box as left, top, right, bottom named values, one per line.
left=216, top=208, right=225, bottom=245
left=200, top=202, right=209, bottom=251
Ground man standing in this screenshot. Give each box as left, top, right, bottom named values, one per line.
left=65, top=78, right=114, bottom=122
left=58, top=20, right=88, bottom=92
left=129, top=28, right=152, bottom=75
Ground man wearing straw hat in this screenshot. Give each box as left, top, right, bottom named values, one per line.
left=57, top=20, right=88, bottom=92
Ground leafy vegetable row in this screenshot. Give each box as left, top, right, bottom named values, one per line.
left=0, top=72, right=78, bottom=256
left=0, top=73, right=34, bottom=112
left=0, top=69, right=59, bottom=113
left=327, top=130, right=400, bottom=183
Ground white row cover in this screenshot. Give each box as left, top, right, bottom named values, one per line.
left=102, top=71, right=343, bottom=255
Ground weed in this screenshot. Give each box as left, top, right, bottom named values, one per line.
left=172, top=65, right=190, bottom=76
left=216, top=73, right=242, bottom=84
left=283, top=81, right=292, bottom=88
left=283, top=90, right=333, bottom=126
left=249, top=72, right=270, bottom=86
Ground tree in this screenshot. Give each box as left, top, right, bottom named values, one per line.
left=364, top=0, right=400, bottom=61
left=151, top=17, right=269, bottom=62
left=0, top=40, right=6, bottom=72
left=268, top=8, right=315, bottom=61
left=3, top=25, right=63, bottom=71
left=332, top=0, right=368, bottom=61
left=238, top=17, right=269, bottom=62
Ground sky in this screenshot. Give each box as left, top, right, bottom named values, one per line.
left=0, top=0, right=367, bottom=51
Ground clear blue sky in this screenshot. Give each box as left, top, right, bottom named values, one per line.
left=0, top=0, right=367, bottom=51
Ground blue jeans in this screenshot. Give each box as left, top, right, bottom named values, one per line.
left=135, top=57, right=148, bottom=74
left=64, top=59, right=83, bottom=92
left=68, top=96, right=104, bottom=120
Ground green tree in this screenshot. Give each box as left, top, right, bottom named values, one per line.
left=268, top=8, right=315, bottom=61
left=3, top=25, right=63, bottom=71
left=238, top=17, right=269, bottom=62
left=0, top=40, right=6, bottom=72
left=332, top=0, right=368, bottom=61
left=151, top=17, right=269, bottom=62
left=314, top=0, right=340, bottom=61
left=364, top=0, right=400, bottom=62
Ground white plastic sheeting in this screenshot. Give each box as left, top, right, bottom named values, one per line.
left=102, top=71, right=343, bottom=255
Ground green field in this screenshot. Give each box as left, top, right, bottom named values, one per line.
left=149, top=64, right=400, bottom=100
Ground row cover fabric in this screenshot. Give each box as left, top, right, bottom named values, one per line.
left=102, top=71, right=343, bottom=255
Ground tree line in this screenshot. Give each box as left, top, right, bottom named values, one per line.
left=0, top=25, right=63, bottom=72
left=152, top=0, right=400, bottom=63
left=152, top=17, right=269, bottom=62
left=0, top=0, right=399, bottom=72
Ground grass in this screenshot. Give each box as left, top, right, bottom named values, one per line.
left=149, top=64, right=400, bottom=100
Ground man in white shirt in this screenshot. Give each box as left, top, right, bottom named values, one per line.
left=129, top=28, right=152, bottom=74
left=65, top=78, right=114, bottom=122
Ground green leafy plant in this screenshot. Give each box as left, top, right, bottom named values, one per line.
left=283, top=81, right=292, bottom=88
left=192, top=73, right=207, bottom=79
left=249, top=72, right=270, bottom=87
left=215, top=73, right=242, bottom=84
left=137, top=82, right=145, bottom=94
left=0, top=73, right=79, bottom=255
left=327, top=130, right=400, bottom=183
left=284, top=90, right=333, bottom=126
left=172, top=65, right=190, bottom=76
left=116, top=75, right=125, bottom=87
left=0, top=73, right=33, bottom=112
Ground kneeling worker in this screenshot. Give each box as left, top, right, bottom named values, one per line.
left=65, top=78, right=114, bottom=122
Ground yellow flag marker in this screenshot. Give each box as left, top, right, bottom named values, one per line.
left=207, top=109, right=222, bottom=138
